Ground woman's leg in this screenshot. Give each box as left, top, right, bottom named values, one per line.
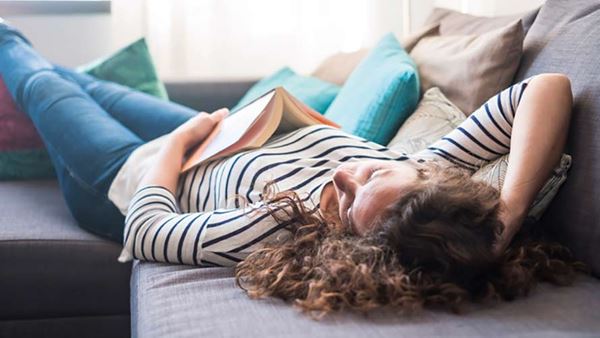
left=0, top=24, right=141, bottom=241
left=53, top=64, right=198, bottom=142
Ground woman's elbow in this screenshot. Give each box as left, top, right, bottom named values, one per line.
left=536, top=73, right=573, bottom=107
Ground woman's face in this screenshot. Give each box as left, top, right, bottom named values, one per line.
left=331, top=159, right=423, bottom=236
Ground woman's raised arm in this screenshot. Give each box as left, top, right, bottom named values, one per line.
left=495, top=74, right=572, bottom=253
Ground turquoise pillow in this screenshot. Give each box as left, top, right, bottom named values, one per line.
left=231, top=67, right=340, bottom=113
left=324, top=33, right=420, bottom=145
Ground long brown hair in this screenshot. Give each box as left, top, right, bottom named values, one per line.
left=235, top=163, right=585, bottom=317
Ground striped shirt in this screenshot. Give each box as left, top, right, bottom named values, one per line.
left=115, top=77, right=533, bottom=266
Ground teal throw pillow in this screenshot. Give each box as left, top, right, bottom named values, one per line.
left=324, top=33, right=420, bottom=145
left=78, top=38, right=168, bottom=100
left=231, top=67, right=340, bottom=113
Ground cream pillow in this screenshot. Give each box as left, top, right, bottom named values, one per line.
left=388, top=87, right=465, bottom=154
left=388, top=87, right=571, bottom=221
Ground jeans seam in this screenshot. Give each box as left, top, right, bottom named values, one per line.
left=44, top=139, right=111, bottom=201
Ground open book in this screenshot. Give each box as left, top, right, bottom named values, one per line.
left=181, top=87, right=339, bottom=173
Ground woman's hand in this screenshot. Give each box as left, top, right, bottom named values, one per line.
left=139, top=108, right=229, bottom=195
left=170, top=108, right=229, bottom=150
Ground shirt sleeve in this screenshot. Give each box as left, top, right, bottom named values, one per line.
left=415, top=76, right=535, bottom=171
left=118, top=185, right=292, bottom=267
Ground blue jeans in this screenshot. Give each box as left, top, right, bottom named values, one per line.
left=0, top=24, right=198, bottom=242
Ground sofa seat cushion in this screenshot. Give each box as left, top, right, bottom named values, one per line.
left=0, top=180, right=131, bottom=319
left=132, top=262, right=600, bottom=338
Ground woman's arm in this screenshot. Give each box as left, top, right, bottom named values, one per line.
left=139, top=108, right=228, bottom=194
left=122, top=108, right=290, bottom=266
left=495, top=74, right=573, bottom=253
left=119, top=185, right=288, bottom=266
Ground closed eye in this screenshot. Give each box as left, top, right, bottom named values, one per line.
left=367, top=168, right=381, bottom=182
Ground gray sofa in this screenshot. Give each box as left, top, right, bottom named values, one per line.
left=2, top=1, right=600, bottom=337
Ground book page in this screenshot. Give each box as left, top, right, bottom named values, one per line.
left=277, top=88, right=339, bottom=133
left=189, top=90, right=275, bottom=165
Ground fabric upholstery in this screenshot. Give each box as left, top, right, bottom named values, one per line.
left=410, top=20, right=524, bottom=114
left=132, top=262, right=600, bottom=338
left=0, top=180, right=130, bottom=319
left=514, top=0, right=600, bottom=276
left=0, top=315, right=129, bottom=338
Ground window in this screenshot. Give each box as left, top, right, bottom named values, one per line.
left=0, top=1, right=110, bottom=15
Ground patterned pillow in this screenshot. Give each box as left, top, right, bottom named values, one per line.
left=0, top=77, right=55, bottom=179
left=387, top=87, right=571, bottom=221
left=0, top=38, right=166, bottom=180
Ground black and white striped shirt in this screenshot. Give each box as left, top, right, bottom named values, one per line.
left=116, top=78, right=532, bottom=266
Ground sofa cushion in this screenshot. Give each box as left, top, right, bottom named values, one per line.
left=0, top=180, right=131, bottom=319
left=424, top=7, right=539, bottom=36
left=410, top=20, right=524, bottom=114
left=324, top=33, right=420, bottom=145
left=514, top=0, right=600, bottom=276
left=132, top=262, right=600, bottom=337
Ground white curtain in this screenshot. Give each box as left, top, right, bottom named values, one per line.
left=112, top=0, right=404, bottom=81
left=110, top=0, right=544, bottom=81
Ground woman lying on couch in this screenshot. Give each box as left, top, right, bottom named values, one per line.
left=0, top=23, right=582, bottom=315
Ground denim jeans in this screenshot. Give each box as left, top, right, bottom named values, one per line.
left=0, top=24, right=198, bottom=242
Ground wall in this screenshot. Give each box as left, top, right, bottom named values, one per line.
left=1, top=0, right=545, bottom=81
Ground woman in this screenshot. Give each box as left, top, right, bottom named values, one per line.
left=0, top=23, right=581, bottom=314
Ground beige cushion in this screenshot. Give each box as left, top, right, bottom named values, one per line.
left=311, top=25, right=439, bottom=86
left=425, top=7, right=527, bottom=35
left=311, top=49, right=369, bottom=86
left=387, top=87, right=571, bottom=221
left=410, top=20, right=524, bottom=114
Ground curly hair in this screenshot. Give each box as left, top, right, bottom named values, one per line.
left=235, top=163, right=585, bottom=317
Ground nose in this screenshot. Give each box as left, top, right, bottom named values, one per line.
left=332, top=168, right=359, bottom=198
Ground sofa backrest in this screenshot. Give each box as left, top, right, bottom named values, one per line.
left=514, top=0, right=600, bottom=276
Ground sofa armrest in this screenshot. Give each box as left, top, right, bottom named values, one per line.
left=164, top=80, right=257, bottom=112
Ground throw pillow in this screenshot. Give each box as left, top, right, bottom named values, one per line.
left=0, top=77, right=55, bottom=179
left=410, top=20, right=524, bottom=114
left=231, top=67, right=340, bottom=114
left=324, top=33, right=420, bottom=145
left=387, top=87, right=571, bottom=221
left=77, top=38, right=168, bottom=100
left=0, top=38, right=166, bottom=180
left=424, top=7, right=539, bottom=36
left=388, top=87, right=466, bottom=154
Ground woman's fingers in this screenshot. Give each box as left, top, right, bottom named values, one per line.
left=211, top=108, right=229, bottom=121
left=171, top=108, right=230, bottom=150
